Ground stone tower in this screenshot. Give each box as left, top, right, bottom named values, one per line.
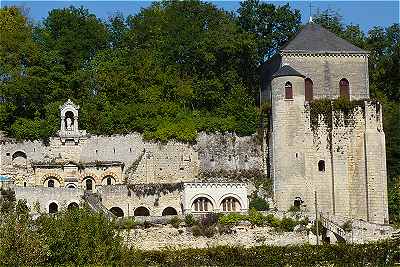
left=264, top=23, right=388, bottom=224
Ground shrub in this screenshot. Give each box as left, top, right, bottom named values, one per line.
left=199, top=213, right=218, bottom=227
left=114, top=217, right=136, bottom=230
left=288, top=205, right=301, bottom=212
left=248, top=208, right=265, bottom=226
left=264, top=214, right=281, bottom=228
left=169, top=216, right=181, bottom=228
left=279, top=217, right=299, bottom=232
left=218, top=213, right=246, bottom=225
left=184, top=214, right=196, bottom=226
left=249, top=196, right=269, bottom=211
left=191, top=224, right=216, bottom=238
left=341, top=220, right=353, bottom=232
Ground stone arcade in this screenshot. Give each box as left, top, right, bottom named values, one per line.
left=1, top=23, right=388, bottom=224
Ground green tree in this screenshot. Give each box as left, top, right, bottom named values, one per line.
left=238, top=0, right=301, bottom=62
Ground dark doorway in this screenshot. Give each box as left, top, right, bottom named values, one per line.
left=162, top=207, right=178, bottom=216
left=110, top=207, right=124, bottom=217
left=134, top=206, right=150, bottom=216
left=67, top=202, right=79, bottom=210
left=49, top=202, right=58, bottom=214
left=48, top=179, right=54, bottom=188
left=85, top=179, right=93, bottom=191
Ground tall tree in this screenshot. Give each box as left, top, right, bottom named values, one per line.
left=41, top=6, right=109, bottom=71
left=238, top=0, right=301, bottom=63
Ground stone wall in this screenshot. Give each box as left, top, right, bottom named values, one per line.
left=0, top=132, right=264, bottom=186
left=123, top=225, right=308, bottom=250
left=97, top=185, right=182, bottom=217
left=14, top=186, right=84, bottom=213
left=281, top=53, right=369, bottom=100
left=271, top=85, right=388, bottom=224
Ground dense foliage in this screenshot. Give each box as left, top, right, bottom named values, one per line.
left=0, top=202, right=399, bottom=266
left=0, top=2, right=399, bottom=221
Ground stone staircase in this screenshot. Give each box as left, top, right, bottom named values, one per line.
left=82, top=191, right=115, bottom=219
left=319, top=213, right=348, bottom=242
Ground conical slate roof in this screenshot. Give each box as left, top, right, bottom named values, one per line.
left=272, top=65, right=305, bottom=78
left=282, top=23, right=368, bottom=54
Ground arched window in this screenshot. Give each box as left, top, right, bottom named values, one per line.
left=305, top=78, right=313, bottom=101
left=110, top=207, right=124, bottom=217
left=285, top=82, right=293, bottom=99
left=67, top=202, right=79, bottom=210
left=49, top=202, right=58, bottom=214
left=162, top=207, right=178, bottom=216
left=66, top=183, right=76, bottom=189
left=12, top=151, right=26, bottom=160
left=318, top=160, right=326, bottom=172
left=220, top=197, right=241, bottom=212
left=48, top=179, right=54, bottom=188
left=192, top=197, right=213, bottom=212
left=102, top=175, right=115, bottom=186
left=134, top=206, right=150, bottom=216
left=339, top=78, right=350, bottom=99
left=84, top=178, right=93, bottom=191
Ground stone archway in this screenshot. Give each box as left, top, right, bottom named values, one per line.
left=67, top=202, right=79, bottom=210
left=162, top=207, right=178, bottom=216
left=49, top=202, right=58, bottom=214
left=134, top=206, right=150, bottom=216
left=110, top=207, right=124, bottom=217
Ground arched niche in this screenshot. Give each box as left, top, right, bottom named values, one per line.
left=49, top=202, right=58, bottom=214
left=191, top=197, right=214, bottom=212
left=162, top=207, right=178, bottom=216
left=134, top=206, right=150, bottom=216
left=110, top=207, right=124, bottom=217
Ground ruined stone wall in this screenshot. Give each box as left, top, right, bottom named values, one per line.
left=196, top=132, right=263, bottom=173
left=14, top=186, right=84, bottom=213
left=0, top=132, right=264, bottom=185
left=97, top=185, right=182, bottom=217
left=281, top=53, right=369, bottom=100
left=271, top=96, right=388, bottom=224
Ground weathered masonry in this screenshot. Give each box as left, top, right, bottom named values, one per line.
left=2, top=22, right=388, bottom=225
left=263, top=23, right=388, bottom=224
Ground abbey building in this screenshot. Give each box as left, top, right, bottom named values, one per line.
left=1, top=23, right=388, bottom=224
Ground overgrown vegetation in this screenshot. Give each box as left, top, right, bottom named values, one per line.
left=126, top=182, right=184, bottom=197
left=0, top=191, right=399, bottom=265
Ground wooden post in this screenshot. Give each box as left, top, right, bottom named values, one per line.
left=315, top=191, right=319, bottom=245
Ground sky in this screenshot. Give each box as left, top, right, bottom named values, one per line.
left=1, top=1, right=399, bottom=33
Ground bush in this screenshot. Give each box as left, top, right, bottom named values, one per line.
left=184, top=214, right=196, bottom=226
left=248, top=208, right=265, bottom=226
left=114, top=217, right=136, bottom=230
left=169, top=216, right=181, bottom=228
left=264, top=214, right=281, bottom=228
left=288, top=205, right=301, bottom=212
left=191, top=224, right=217, bottom=238
left=279, top=217, right=299, bottom=232
left=249, top=196, right=269, bottom=211
left=218, top=213, right=246, bottom=225
left=341, top=220, right=352, bottom=232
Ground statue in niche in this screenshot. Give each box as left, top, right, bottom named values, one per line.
left=66, top=117, right=73, bottom=131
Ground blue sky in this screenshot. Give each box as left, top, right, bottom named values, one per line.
left=1, top=1, right=399, bottom=33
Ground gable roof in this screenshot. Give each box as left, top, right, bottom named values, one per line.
left=282, top=23, right=368, bottom=54
left=272, top=65, right=305, bottom=79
